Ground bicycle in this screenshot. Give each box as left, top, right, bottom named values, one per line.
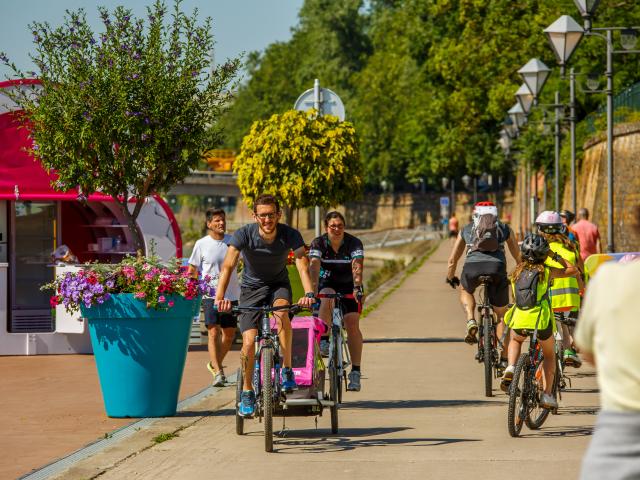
left=507, top=330, right=560, bottom=437
left=231, top=303, right=301, bottom=452
left=316, top=293, right=354, bottom=411
left=475, top=275, right=503, bottom=397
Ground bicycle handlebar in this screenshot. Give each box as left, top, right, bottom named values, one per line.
left=316, top=293, right=356, bottom=300
left=229, top=304, right=302, bottom=315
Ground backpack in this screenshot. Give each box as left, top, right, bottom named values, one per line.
left=470, top=214, right=500, bottom=252
left=514, top=269, right=543, bottom=310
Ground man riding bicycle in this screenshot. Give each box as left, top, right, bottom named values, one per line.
left=215, top=194, right=315, bottom=417
left=446, top=202, right=521, bottom=369
left=309, top=211, right=365, bottom=392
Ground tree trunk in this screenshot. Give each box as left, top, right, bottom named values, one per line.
left=116, top=198, right=146, bottom=256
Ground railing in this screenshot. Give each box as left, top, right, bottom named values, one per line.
left=584, top=81, right=640, bottom=133
left=358, top=225, right=443, bottom=249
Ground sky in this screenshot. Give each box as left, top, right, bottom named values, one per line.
left=0, top=0, right=304, bottom=80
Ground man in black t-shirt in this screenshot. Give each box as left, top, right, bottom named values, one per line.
left=216, top=195, right=315, bottom=417
left=309, top=211, right=365, bottom=392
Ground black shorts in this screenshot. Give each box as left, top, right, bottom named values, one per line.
left=202, top=298, right=237, bottom=329
left=238, top=283, right=292, bottom=333
left=461, top=261, right=509, bottom=308
left=513, top=321, right=553, bottom=341
left=319, top=285, right=360, bottom=315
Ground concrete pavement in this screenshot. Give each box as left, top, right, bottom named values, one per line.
left=52, top=240, right=598, bottom=480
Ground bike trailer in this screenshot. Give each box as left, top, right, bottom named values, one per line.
left=269, top=315, right=328, bottom=414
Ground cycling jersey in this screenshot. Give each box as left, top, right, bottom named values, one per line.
left=309, top=233, right=364, bottom=292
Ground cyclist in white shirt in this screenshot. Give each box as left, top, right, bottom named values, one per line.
left=188, top=208, right=241, bottom=387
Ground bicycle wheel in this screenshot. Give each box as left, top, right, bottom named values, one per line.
left=482, top=314, right=493, bottom=397
left=526, top=360, right=558, bottom=429
left=329, top=364, right=339, bottom=433
left=235, top=367, right=244, bottom=435
left=507, top=353, right=529, bottom=437
left=261, top=348, right=274, bottom=452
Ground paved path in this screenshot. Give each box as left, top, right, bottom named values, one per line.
left=63, top=241, right=599, bottom=480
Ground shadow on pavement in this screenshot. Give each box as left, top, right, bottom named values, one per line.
left=559, top=405, right=599, bottom=416
left=521, top=425, right=594, bottom=438
left=364, top=337, right=465, bottom=344
left=342, top=399, right=503, bottom=410
left=176, top=407, right=235, bottom=418
left=271, top=426, right=480, bottom=453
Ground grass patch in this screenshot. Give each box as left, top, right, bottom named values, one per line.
left=153, top=432, right=178, bottom=444
left=361, top=241, right=440, bottom=319
left=366, top=259, right=405, bottom=293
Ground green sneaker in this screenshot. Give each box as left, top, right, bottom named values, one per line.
left=563, top=349, right=582, bottom=368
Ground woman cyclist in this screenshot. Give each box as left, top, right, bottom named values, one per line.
left=536, top=211, right=585, bottom=368
left=500, top=234, right=580, bottom=409
left=309, top=211, right=365, bottom=392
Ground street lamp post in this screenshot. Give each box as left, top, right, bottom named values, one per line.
left=544, top=9, right=640, bottom=252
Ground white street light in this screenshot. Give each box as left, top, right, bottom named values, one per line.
left=544, top=15, right=584, bottom=69
left=574, top=0, right=600, bottom=30
left=620, top=28, right=639, bottom=51
left=515, top=83, right=534, bottom=114
left=517, top=58, right=551, bottom=100
left=508, top=102, right=527, bottom=129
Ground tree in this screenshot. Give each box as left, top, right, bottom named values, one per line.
left=0, top=1, right=239, bottom=251
left=235, top=109, right=362, bottom=214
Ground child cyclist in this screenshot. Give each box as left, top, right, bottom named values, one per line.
left=500, top=233, right=581, bottom=409
left=535, top=211, right=585, bottom=368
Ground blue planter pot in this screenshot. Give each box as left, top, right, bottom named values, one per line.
left=81, top=294, right=201, bottom=418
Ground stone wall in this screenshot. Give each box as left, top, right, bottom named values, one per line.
left=511, top=122, right=640, bottom=251
left=562, top=122, right=640, bottom=252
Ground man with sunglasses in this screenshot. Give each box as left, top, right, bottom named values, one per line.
left=215, top=194, right=315, bottom=417
left=309, top=211, right=365, bottom=392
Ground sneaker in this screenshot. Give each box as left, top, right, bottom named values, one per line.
left=207, top=362, right=226, bottom=387
left=347, top=370, right=361, bottom=391
left=281, top=367, right=298, bottom=393
left=319, top=339, right=330, bottom=357
left=464, top=319, right=478, bottom=344
left=238, top=390, right=256, bottom=417
left=563, top=349, right=582, bottom=368
left=540, top=392, right=558, bottom=410
left=500, top=365, right=515, bottom=392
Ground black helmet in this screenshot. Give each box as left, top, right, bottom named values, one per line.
left=520, top=233, right=550, bottom=263
left=559, top=209, right=575, bottom=224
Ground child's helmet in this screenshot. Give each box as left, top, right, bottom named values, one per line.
left=535, top=211, right=563, bottom=234
left=520, top=233, right=550, bottom=263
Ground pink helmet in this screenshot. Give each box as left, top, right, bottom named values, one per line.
left=536, top=211, right=563, bottom=234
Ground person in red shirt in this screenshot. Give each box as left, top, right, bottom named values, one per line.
left=572, top=208, right=602, bottom=261
left=449, top=213, right=459, bottom=238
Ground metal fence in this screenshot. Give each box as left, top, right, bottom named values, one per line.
left=584, top=81, right=640, bottom=133
left=357, top=225, right=443, bottom=249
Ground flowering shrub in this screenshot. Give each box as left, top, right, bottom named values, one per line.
left=42, top=254, right=214, bottom=313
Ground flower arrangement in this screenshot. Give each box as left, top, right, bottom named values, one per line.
left=43, top=254, right=214, bottom=313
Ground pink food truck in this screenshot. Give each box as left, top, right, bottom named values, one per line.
left=0, top=80, right=182, bottom=355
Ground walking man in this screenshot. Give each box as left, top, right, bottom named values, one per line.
left=215, top=194, right=315, bottom=417
left=572, top=208, right=602, bottom=260
left=188, top=208, right=240, bottom=387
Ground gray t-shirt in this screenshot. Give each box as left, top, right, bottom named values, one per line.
left=461, top=222, right=510, bottom=264
left=230, top=223, right=305, bottom=288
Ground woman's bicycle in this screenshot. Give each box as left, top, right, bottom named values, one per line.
left=317, top=293, right=354, bottom=409
left=476, top=275, right=503, bottom=397
left=507, top=332, right=560, bottom=437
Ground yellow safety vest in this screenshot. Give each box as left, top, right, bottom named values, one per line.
left=504, top=267, right=555, bottom=332
left=545, top=242, right=580, bottom=311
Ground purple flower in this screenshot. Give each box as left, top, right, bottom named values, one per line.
left=144, top=117, right=150, bottom=125
left=141, top=133, right=150, bottom=141
left=106, top=280, right=115, bottom=288
left=132, top=73, right=139, bottom=79
left=0, top=53, right=9, bottom=63
left=89, top=37, right=96, bottom=45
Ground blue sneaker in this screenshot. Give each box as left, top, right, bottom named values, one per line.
left=281, top=367, right=298, bottom=393
left=238, top=390, right=255, bottom=417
